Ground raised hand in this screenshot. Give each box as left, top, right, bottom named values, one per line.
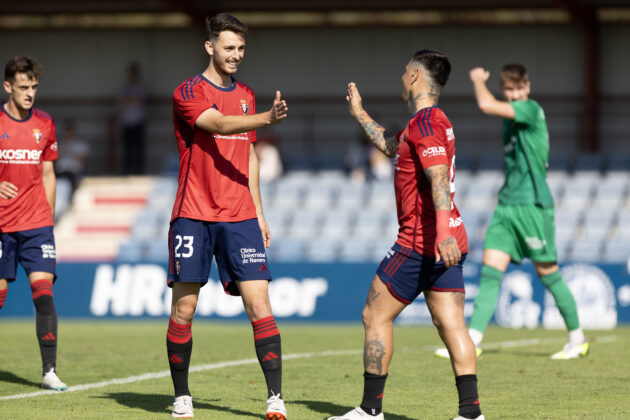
left=269, top=90, right=288, bottom=124
left=469, top=67, right=490, bottom=83
left=346, top=82, right=364, bottom=118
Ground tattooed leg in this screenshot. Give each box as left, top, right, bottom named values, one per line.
left=361, top=275, right=406, bottom=375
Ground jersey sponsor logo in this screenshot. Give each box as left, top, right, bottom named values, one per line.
left=525, top=236, right=546, bottom=251
left=421, top=146, right=446, bottom=158
left=0, top=148, right=43, bottom=162
left=393, top=153, right=400, bottom=171
left=32, top=129, right=42, bottom=143
left=89, top=264, right=328, bottom=318
left=214, top=133, right=250, bottom=141
left=240, top=100, right=248, bottom=115
left=50, top=141, right=58, bottom=152
left=449, top=216, right=463, bottom=228
left=41, top=244, right=56, bottom=259
left=0, top=132, right=8, bottom=139
left=445, top=127, right=455, bottom=141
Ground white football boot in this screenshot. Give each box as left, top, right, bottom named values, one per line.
left=172, top=395, right=194, bottom=418
left=328, top=406, right=384, bottom=419
left=266, top=393, right=287, bottom=420
left=41, top=368, right=67, bottom=391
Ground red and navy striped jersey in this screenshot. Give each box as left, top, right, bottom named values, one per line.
left=0, top=105, right=58, bottom=232
left=393, top=105, right=468, bottom=257
left=171, top=75, right=257, bottom=223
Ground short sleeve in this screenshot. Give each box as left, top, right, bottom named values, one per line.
left=511, top=100, right=541, bottom=126
left=414, top=135, right=448, bottom=170
left=42, top=120, right=58, bottom=161
left=173, top=84, right=213, bottom=129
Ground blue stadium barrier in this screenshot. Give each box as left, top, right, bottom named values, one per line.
left=2, top=261, right=629, bottom=328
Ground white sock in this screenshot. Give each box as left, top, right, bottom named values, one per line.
left=569, top=328, right=585, bottom=345
left=468, top=328, right=484, bottom=347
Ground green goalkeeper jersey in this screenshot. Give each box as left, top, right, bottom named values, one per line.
left=499, top=99, right=554, bottom=208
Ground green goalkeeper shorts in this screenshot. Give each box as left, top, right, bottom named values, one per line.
left=484, top=204, right=557, bottom=264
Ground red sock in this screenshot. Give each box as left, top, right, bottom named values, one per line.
left=0, top=289, right=7, bottom=309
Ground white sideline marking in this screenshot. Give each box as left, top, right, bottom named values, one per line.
left=0, top=335, right=617, bottom=401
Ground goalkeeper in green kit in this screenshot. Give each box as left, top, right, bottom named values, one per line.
left=436, top=64, right=588, bottom=360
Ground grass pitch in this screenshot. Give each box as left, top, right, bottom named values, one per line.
left=0, top=320, right=628, bottom=419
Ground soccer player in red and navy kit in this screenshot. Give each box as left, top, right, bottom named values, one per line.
left=166, top=14, right=288, bottom=419
left=329, top=51, right=483, bottom=420
left=0, top=56, right=67, bottom=391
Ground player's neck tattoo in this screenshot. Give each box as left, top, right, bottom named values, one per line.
left=408, top=89, right=439, bottom=114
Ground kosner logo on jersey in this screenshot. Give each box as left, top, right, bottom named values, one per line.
left=0, top=149, right=42, bottom=162
left=89, top=264, right=328, bottom=318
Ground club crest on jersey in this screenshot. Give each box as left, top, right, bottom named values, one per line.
left=240, top=100, right=248, bottom=115
left=32, top=129, right=42, bottom=143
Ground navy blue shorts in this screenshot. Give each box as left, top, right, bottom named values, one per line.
left=0, top=226, right=57, bottom=281
left=376, top=243, right=466, bottom=304
left=167, top=218, right=271, bottom=296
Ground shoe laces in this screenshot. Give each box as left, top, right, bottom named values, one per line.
left=267, top=392, right=284, bottom=409
left=174, top=395, right=192, bottom=410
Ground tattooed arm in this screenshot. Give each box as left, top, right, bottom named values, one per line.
left=424, top=164, right=461, bottom=268
left=346, top=82, right=399, bottom=157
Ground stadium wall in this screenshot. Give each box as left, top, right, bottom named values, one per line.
left=0, top=25, right=629, bottom=172
left=2, top=261, right=629, bottom=327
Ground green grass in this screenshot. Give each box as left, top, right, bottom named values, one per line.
left=0, top=321, right=629, bottom=419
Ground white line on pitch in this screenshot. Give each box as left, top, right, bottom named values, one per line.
left=0, top=335, right=617, bottom=401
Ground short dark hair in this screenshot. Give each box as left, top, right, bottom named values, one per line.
left=205, top=13, right=248, bottom=42
left=5, top=56, right=42, bottom=82
left=500, top=63, right=529, bottom=85
left=411, top=49, right=451, bottom=89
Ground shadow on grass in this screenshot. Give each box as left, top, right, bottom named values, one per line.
left=0, top=369, right=40, bottom=388
left=95, top=392, right=260, bottom=418
left=292, top=399, right=417, bottom=420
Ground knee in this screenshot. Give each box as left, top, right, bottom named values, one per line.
left=362, top=305, right=390, bottom=330
left=172, top=301, right=196, bottom=324
left=431, top=315, right=443, bottom=330
left=245, top=297, right=272, bottom=321
left=536, top=262, right=559, bottom=279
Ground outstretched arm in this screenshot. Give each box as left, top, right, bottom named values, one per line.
left=470, top=67, right=515, bottom=119
left=424, top=164, right=460, bottom=268
left=346, top=82, right=398, bottom=157
left=195, top=91, right=288, bottom=135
